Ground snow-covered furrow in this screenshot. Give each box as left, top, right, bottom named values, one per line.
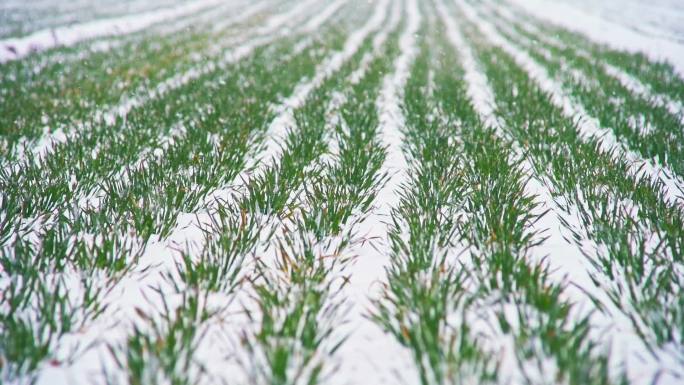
left=480, top=10, right=684, bottom=204
left=485, top=12, right=684, bottom=186
left=49, top=1, right=342, bottom=215
left=600, top=64, right=684, bottom=122
left=440, top=0, right=603, bottom=314
left=5, top=1, right=341, bottom=242
left=238, top=3, right=404, bottom=381
left=303, top=0, right=349, bottom=33
left=322, top=0, right=401, bottom=147
left=331, top=0, right=423, bottom=384
left=163, top=0, right=269, bottom=35
left=0, top=0, right=227, bottom=63
left=0, top=0, right=188, bottom=39
left=259, top=0, right=389, bottom=170
left=433, top=4, right=524, bottom=383
left=556, top=0, right=684, bottom=45
left=456, top=1, right=683, bottom=383
left=9, top=0, right=325, bottom=170
left=458, top=1, right=683, bottom=208
left=4, top=0, right=283, bottom=166
left=208, top=74, right=374, bottom=385
left=14, top=0, right=270, bottom=81
left=348, top=0, right=402, bottom=85
left=316, top=8, right=397, bottom=159
left=505, top=0, right=684, bottom=78
left=258, top=0, right=321, bottom=35
left=35, top=3, right=366, bottom=383
left=201, top=3, right=360, bottom=207
left=483, top=2, right=684, bottom=124
left=208, top=0, right=274, bottom=33
left=435, top=1, right=495, bottom=126
left=78, top=35, right=319, bottom=218
left=436, top=1, right=612, bottom=381
left=198, top=0, right=387, bottom=296
left=74, top=1, right=327, bottom=214
left=34, top=216, right=219, bottom=385
left=0, top=0, right=186, bottom=18
left=208, top=0, right=383, bottom=272
left=18, top=10, right=340, bottom=382
left=111, top=5, right=389, bottom=380
left=234, top=47, right=402, bottom=380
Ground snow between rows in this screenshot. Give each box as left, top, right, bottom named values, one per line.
left=303, top=0, right=349, bottom=33
left=460, top=1, right=684, bottom=207
left=331, top=0, right=423, bottom=384
left=322, top=0, right=401, bottom=143
left=438, top=2, right=603, bottom=381
left=456, top=0, right=676, bottom=312
left=456, top=1, right=682, bottom=383
left=194, top=2, right=403, bottom=381
left=13, top=0, right=321, bottom=168
left=435, top=2, right=523, bottom=381
left=260, top=0, right=388, bottom=167
left=32, top=3, right=342, bottom=384
left=16, top=0, right=264, bottom=79
left=0, top=0, right=225, bottom=63
left=84, top=0, right=341, bottom=212
left=259, top=0, right=321, bottom=34
left=506, top=0, right=684, bottom=78
left=486, top=3, right=684, bottom=125
left=483, top=8, right=684, bottom=204
left=51, top=0, right=364, bottom=381
left=207, top=0, right=273, bottom=33
left=348, top=0, right=402, bottom=85
left=440, top=1, right=601, bottom=311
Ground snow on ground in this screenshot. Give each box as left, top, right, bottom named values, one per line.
left=4, top=1, right=684, bottom=384
left=204, top=0, right=273, bottom=34
left=331, top=0, right=423, bottom=384
left=440, top=1, right=613, bottom=380
left=458, top=1, right=684, bottom=383
left=0, top=0, right=188, bottom=38
left=261, top=0, right=385, bottom=166
left=433, top=3, right=522, bottom=380
left=486, top=3, right=684, bottom=123
left=0, top=0, right=227, bottom=63
left=13, top=0, right=313, bottom=167
left=507, top=0, right=684, bottom=77
left=29, top=3, right=344, bottom=385
left=556, top=0, right=684, bottom=44
left=444, top=1, right=602, bottom=311
left=466, top=0, right=684, bottom=208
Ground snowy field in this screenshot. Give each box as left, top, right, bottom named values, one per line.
left=1, top=0, right=683, bottom=384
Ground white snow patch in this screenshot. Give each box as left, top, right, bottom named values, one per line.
left=25, top=3, right=341, bottom=382
left=555, top=0, right=684, bottom=45
left=259, top=0, right=321, bottom=35
left=436, top=0, right=496, bottom=125
left=506, top=0, right=684, bottom=78
left=439, top=2, right=597, bottom=380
